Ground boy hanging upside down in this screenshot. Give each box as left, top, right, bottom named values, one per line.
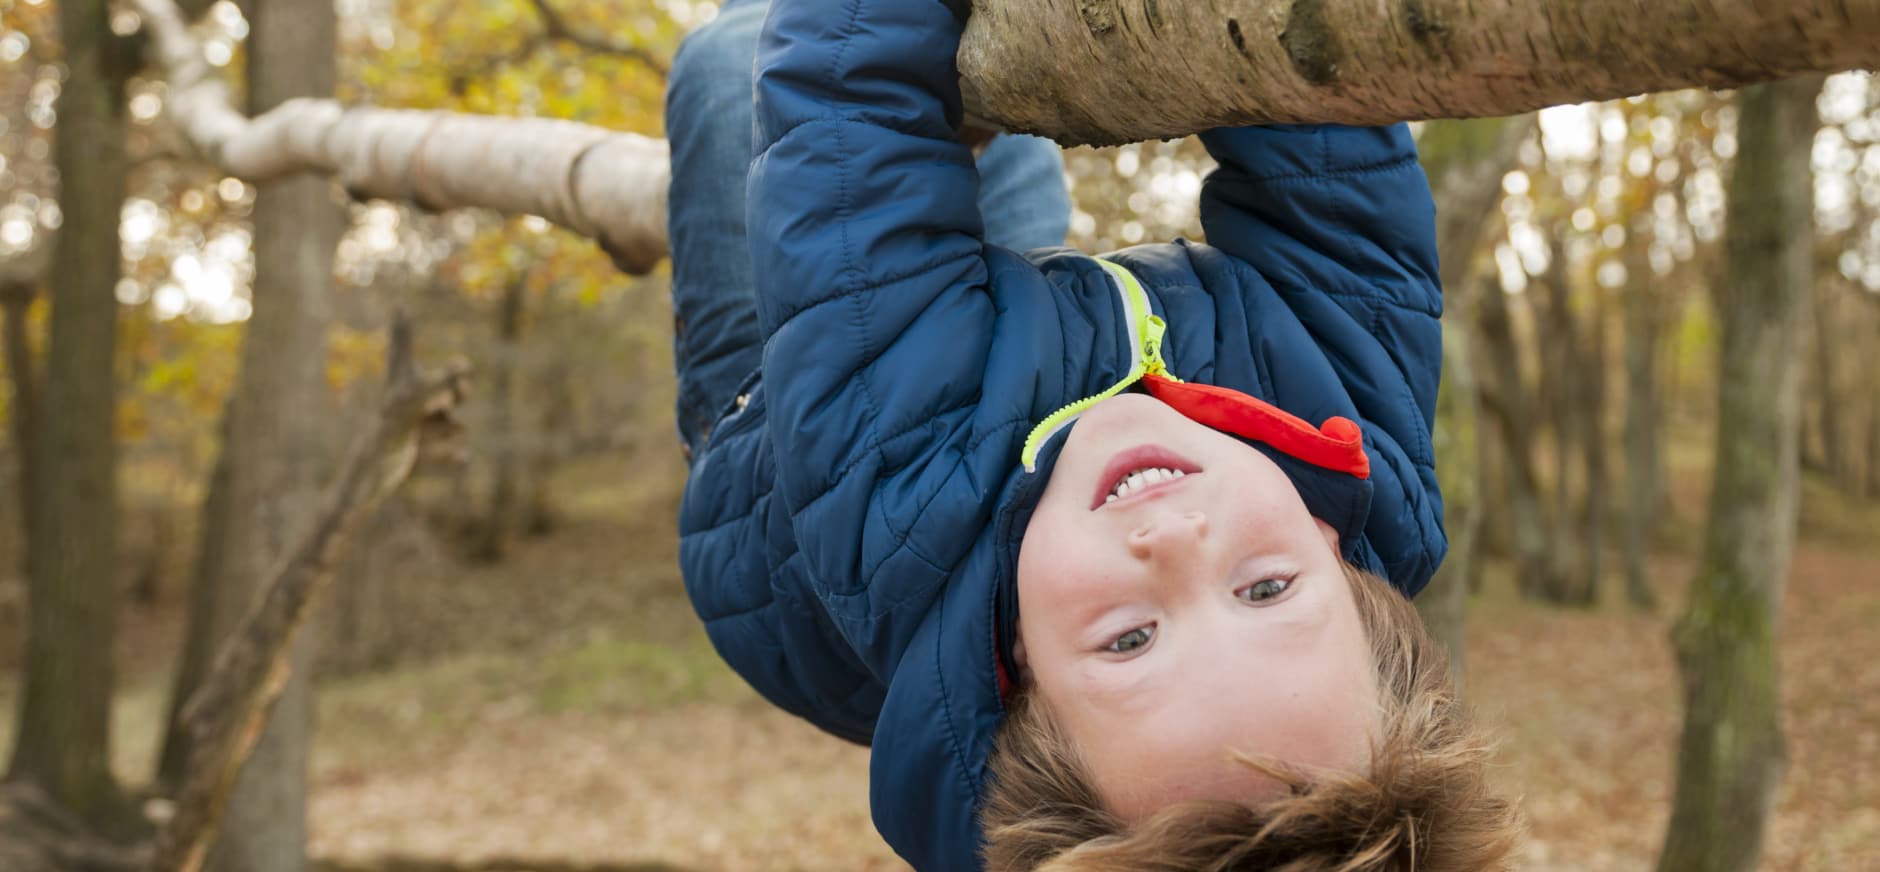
left=667, top=0, right=1523, bottom=868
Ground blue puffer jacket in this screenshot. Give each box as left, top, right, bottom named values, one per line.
left=676, top=0, right=1445, bottom=868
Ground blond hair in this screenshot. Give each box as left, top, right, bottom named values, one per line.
left=981, top=564, right=1522, bottom=871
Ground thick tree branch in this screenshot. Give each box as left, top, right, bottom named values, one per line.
left=137, top=0, right=1878, bottom=267
left=146, top=318, right=470, bottom=872
left=959, top=0, right=1880, bottom=145
left=132, top=0, right=670, bottom=274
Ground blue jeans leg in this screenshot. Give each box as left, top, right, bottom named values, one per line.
left=977, top=132, right=1071, bottom=253
left=666, top=1, right=767, bottom=457
left=666, top=2, right=1070, bottom=457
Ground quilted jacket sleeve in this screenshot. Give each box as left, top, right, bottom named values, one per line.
left=1195, top=124, right=1447, bottom=587
left=745, top=0, right=1032, bottom=678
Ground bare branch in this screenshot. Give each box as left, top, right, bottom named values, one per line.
left=527, top=0, right=670, bottom=76
left=132, top=0, right=670, bottom=274
left=146, top=317, right=471, bottom=872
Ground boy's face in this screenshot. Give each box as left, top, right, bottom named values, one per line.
left=1015, top=393, right=1380, bottom=822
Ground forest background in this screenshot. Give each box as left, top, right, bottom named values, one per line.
left=0, top=0, right=1877, bottom=870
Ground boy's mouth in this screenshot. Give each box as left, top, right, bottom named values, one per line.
left=1092, top=445, right=1202, bottom=510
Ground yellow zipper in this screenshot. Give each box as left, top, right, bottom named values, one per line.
left=1020, top=260, right=1178, bottom=472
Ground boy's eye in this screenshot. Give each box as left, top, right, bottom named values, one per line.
left=1238, top=578, right=1291, bottom=602
left=1106, top=626, right=1154, bottom=654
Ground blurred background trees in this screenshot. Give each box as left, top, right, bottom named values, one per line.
left=0, top=0, right=1877, bottom=869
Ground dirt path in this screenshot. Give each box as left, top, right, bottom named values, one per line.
left=302, top=474, right=1880, bottom=871
left=4, top=455, right=1873, bottom=871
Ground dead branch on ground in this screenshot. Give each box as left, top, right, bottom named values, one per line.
left=146, top=317, right=470, bottom=872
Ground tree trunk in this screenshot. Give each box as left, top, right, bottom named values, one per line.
left=1413, top=114, right=1533, bottom=690
left=1658, top=74, right=1822, bottom=872
left=1579, top=280, right=1611, bottom=603
left=1868, top=329, right=1880, bottom=499
left=6, top=0, right=129, bottom=827
left=1621, top=223, right=1664, bottom=610
left=0, top=282, right=38, bottom=581
left=158, top=404, right=239, bottom=790
left=522, top=360, right=571, bottom=537
left=1475, top=274, right=1551, bottom=599
left=133, top=0, right=1880, bottom=271
left=1533, top=225, right=1586, bottom=604
left=1810, top=280, right=1843, bottom=479
left=170, top=0, right=342, bottom=867
left=474, top=275, right=528, bottom=563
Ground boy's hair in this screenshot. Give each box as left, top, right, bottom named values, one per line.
left=981, top=564, right=1522, bottom=871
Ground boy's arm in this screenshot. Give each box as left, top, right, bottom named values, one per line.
left=746, top=0, right=1003, bottom=672
left=1198, top=124, right=1443, bottom=446
left=1197, top=125, right=1446, bottom=584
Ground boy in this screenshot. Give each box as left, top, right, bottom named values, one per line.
left=671, top=0, right=1521, bottom=869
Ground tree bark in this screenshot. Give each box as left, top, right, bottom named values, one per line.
left=1532, top=224, right=1588, bottom=604
left=157, top=405, right=238, bottom=790
left=1621, top=219, right=1664, bottom=610
left=474, top=274, right=529, bottom=563
left=1413, top=114, right=1533, bottom=691
left=1657, top=74, right=1822, bottom=872
left=6, top=0, right=129, bottom=827
left=1475, top=273, right=1552, bottom=599
left=1810, top=280, right=1842, bottom=478
left=1579, top=277, right=1611, bottom=602
left=132, top=0, right=1880, bottom=270
left=1868, top=324, right=1880, bottom=499
left=958, top=0, right=1880, bottom=145
left=0, top=282, right=39, bottom=582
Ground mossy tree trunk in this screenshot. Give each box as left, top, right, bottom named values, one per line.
left=5, top=0, right=130, bottom=827
left=1658, top=74, right=1823, bottom=872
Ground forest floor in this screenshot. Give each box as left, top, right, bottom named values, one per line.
left=2, top=443, right=1877, bottom=871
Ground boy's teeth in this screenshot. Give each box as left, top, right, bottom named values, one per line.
left=1107, top=467, right=1187, bottom=502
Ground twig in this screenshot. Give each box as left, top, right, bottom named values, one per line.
left=145, top=316, right=470, bottom=872
left=527, top=0, right=669, bottom=76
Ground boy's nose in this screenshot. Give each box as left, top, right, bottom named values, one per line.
left=1126, top=511, right=1209, bottom=560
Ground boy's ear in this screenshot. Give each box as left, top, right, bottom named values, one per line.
left=1315, top=518, right=1341, bottom=554
left=1012, top=631, right=1029, bottom=674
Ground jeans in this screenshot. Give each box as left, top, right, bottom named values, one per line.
left=665, top=0, right=1071, bottom=457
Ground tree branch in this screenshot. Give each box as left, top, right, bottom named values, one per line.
left=959, top=0, right=1880, bottom=144
left=145, top=316, right=471, bottom=872
left=443, top=0, right=668, bottom=98
left=526, top=0, right=669, bottom=76
left=134, top=0, right=1880, bottom=269
left=132, top=0, right=670, bottom=274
